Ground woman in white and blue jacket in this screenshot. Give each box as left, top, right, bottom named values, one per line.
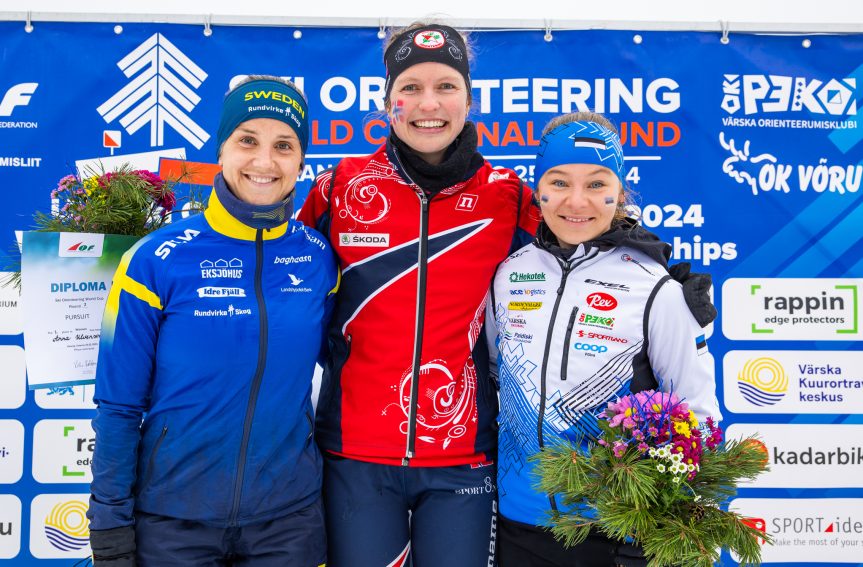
left=87, top=76, right=338, bottom=567
left=487, top=111, right=721, bottom=567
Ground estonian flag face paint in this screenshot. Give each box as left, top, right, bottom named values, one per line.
left=569, top=134, right=608, bottom=150
left=695, top=334, right=708, bottom=356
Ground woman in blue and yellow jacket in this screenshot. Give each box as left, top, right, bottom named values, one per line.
left=87, top=76, right=338, bottom=567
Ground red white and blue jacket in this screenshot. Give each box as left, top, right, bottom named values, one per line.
left=298, top=142, right=540, bottom=466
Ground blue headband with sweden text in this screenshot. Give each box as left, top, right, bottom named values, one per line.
left=216, top=79, right=310, bottom=156
left=534, top=121, right=627, bottom=187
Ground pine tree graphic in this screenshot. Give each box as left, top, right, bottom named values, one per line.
left=97, top=34, right=210, bottom=149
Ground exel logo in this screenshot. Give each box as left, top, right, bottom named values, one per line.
left=0, top=83, right=37, bottom=116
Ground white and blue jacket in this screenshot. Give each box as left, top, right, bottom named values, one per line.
left=88, top=187, right=338, bottom=530
left=488, top=220, right=720, bottom=527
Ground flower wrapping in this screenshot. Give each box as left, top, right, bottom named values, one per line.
left=534, top=389, right=770, bottom=567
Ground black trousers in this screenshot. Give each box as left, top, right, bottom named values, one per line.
left=498, top=515, right=647, bottom=567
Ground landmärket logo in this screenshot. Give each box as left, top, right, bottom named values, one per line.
left=97, top=34, right=210, bottom=149
left=737, top=357, right=788, bottom=406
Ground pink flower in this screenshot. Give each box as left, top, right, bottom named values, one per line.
left=613, top=441, right=627, bottom=458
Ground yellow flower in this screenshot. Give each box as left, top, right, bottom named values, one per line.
left=673, top=420, right=691, bottom=438
left=82, top=177, right=99, bottom=195
left=688, top=410, right=699, bottom=428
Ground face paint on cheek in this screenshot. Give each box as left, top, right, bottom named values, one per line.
left=540, top=195, right=550, bottom=204
left=391, top=99, right=405, bottom=123
left=605, top=196, right=616, bottom=205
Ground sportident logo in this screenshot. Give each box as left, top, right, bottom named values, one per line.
left=737, top=357, right=788, bottom=406
left=97, top=34, right=210, bottom=149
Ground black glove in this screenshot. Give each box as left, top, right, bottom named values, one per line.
left=613, top=541, right=648, bottom=567
left=90, top=525, right=136, bottom=566
left=668, top=262, right=717, bottom=328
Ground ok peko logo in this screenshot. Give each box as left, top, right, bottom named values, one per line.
left=585, top=292, right=617, bottom=311
left=721, top=74, right=857, bottom=116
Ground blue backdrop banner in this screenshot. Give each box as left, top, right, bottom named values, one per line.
left=0, top=22, right=861, bottom=565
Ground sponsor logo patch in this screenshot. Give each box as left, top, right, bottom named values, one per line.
left=339, top=233, right=390, bottom=247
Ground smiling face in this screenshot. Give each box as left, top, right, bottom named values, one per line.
left=388, top=61, right=470, bottom=165
left=219, top=118, right=303, bottom=206
left=537, top=163, right=624, bottom=248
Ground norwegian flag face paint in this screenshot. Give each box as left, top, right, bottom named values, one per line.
left=391, top=99, right=406, bottom=123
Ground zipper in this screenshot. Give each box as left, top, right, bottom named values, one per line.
left=229, top=228, right=269, bottom=525
left=538, top=259, right=572, bottom=510
left=391, top=147, right=430, bottom=467
left=141, top=425, right=168, bottom=490
left=560, top=307, right=579, bottom=381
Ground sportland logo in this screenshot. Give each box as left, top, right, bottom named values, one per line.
left=737, top=357, right=788, bottom=406
left=44, top=500, right=89, bottom=552
left=97, top=34, right=210, bottom=149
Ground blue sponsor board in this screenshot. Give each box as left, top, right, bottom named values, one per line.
left=1, top=22, right=862, bottom=565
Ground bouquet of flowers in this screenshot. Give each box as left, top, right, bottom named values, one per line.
left=4, top=164, right=200, bottom=289
left=39, top=166, right=179, bottom=236
left=534, top=390, right=770, bottom=567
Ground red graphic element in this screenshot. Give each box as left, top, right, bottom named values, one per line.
left=67, top=242, right=85, bottom=251
left=825, top=523, right=835, bottom=533
left=158, top=159, right=221, bottom=186
left=455, top=193, right=478, bottom=212
left=743, top=439, right=770, bottom=466
left=586, top=292, right=617, bottom=311
left=742, top=517, right=767, bottom=545
left=103, top=131, right=121, bottom=148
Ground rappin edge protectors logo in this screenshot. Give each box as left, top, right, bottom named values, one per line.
left=97, top=33, right=210, bottom=149
left=737, top=356, right=788, bottom=406
left=338, top=233, right=390, bottom=247
left=58, top=233, right=105, bottom=258
left=721, top=74, right=857, bottom=116
left=722, top=279, right=861, bottom=340
left=44, top=500, right=89, bottom=552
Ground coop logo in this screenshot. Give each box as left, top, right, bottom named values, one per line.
left=573, top=342, right=608, bottom=354
left=585, top=292, right=617, bottom=311
left=44, top=500, right=89, bottom=552
left=737, top=357, right=788, bottom=406
left=0, top=83, right=37, bottom=117
left=58, top=233, right=104, bottom=257
left=97, top=34, right=210, bottom=149
left=338, top=233, right=390, bottom=247
left=721, top=74, right=857, bottom=116
left=200, top=258, right=243, bottom=279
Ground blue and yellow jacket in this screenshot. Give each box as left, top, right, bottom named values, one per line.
left=88, top=189, right=338, bottom=529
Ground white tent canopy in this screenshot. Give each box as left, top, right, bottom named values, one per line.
left=3, top=0, right=863, bottom=33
